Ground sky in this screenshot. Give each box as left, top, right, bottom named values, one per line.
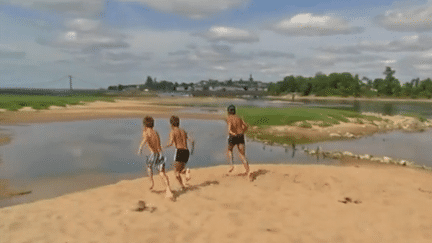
left=2, top=0, right=432, bottom=89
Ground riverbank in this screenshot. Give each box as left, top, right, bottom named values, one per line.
left=1, top=164, right=432, bottom=243
left=0, top=98, right=224, bottom=124
left=268, top=94, right=432, bottom=103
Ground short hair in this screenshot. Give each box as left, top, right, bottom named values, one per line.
left=227, top=104, right=236, bottom=115
left=143, top=116, right=154, bottom=128
left=170, top=115, right=180, bottom=127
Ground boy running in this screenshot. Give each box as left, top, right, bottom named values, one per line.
left=226, top=105, right=250, bottom=177
left=165, top=116, right=194, bottom=190
left=137, top=116, right=174, bottom=199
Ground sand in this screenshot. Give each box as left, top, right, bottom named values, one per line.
left=1, top=164, right=432, bottom=243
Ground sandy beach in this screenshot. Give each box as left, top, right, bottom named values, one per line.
left=1, top=164, right=432, bottom=243
left=1, top=97, right=432, bottom=242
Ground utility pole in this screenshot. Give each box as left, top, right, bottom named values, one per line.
left=69, top=75, right=72, bottom=90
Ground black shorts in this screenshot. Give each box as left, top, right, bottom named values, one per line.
left=228, top=134, right=245, bottom=147
left=174, top=149, right=190, bottom=163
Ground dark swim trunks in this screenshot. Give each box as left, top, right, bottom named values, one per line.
left=174, top=148, right=190, bottom=163
left=228, top=134, right=245, bottom=147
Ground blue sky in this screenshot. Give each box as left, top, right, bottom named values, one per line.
left=1, top=0, right=432, bottom=88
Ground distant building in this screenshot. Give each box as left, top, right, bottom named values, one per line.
left=175, top=86, right=186, bottom=91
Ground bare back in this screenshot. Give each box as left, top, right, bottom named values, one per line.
left=143, top=128, right=162, bottom=153
left=169, top=127, right=188, bottom=150
left=227, top=115, right=247, bottom=135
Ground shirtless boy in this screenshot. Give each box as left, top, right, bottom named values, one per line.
left=137, top=116, right=174, bottom=199
left=165, top=116, right=194, bottom=190
left=226, top=105, right=250, bottom=177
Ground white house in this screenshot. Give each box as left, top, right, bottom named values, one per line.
left=176, top=86, right=186, bottom=91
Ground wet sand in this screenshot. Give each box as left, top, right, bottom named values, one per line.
left=1, top=164, right=432, bottom=243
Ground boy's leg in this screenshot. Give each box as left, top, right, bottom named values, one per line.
left=237, top=144, right=250, bottom=176
left=159, top=167, right=173, bottom=199
left=227, top=144, right=234, bottom=173
left=185, top=168, right=191, bottom=181
left=174, top=162, right=186, bottom=189
left=147, top=167, right=154, bottom=190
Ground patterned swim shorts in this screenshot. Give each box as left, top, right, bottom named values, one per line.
left=145, top=153, right=166, bottom=172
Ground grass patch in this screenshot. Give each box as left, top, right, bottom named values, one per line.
left=246, top=130, right=311, bottom=144
left=298, top=121, right=312, bottom=128
left=237, top=106, right=381, bottom=127
left=402, top=112, right=428, bottom=122
left=319, top=122, right=333, bottom=127
left=149, top=103, right=221, bottom=108
left=0, top=94, right=115, bottom=111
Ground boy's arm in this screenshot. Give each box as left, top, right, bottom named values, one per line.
left=137, top=135, right=147, bottom=155
left=227, top=119, right=235, bottom=135
left=241, top=119, right=248, bottom=133
left=156, top=132, right=163, bottom=152
left=165, top=131, right=174, bottom=148
left=187, top=132, right=195, bottom=155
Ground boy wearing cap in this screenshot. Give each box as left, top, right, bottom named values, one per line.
left=226, top=105, right=250, bottom=177
left=137, top=116, right=174, bottom=199
left=165, top=116, right=194, bottom=190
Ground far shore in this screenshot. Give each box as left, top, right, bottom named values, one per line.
left=268, top=94, right=432, bottom=103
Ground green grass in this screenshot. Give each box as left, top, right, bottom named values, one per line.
left=402, top=112, right=428, bottom=122
left=149, top=103, right=221, bottom=108
left=237, top=106, right=381, bottom=127
left=237, top=106, right=382, bottom=145
left=298, top=121, right=312, bottom=128
left=0, top=94, right=115, bottom=111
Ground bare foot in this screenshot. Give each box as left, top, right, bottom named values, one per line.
left=165, top=190, right=174, bottom=200
left=149, top=184, right=154, bottom=190
left=185, top=168, right=191, bottom=181
left=228, top=166, right=234, bottom=173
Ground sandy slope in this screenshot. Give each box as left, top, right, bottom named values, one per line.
left=1, top=164, right=432, bottom=243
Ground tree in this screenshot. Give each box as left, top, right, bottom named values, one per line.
left=145, top=76, right=154, bottom=89
left=303, top=82, right=313, bottom=96
left=382, top=67, right=401, bottom=96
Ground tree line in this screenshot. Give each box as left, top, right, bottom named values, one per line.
left=108, top=75, right=261, bottom=92
left=268, top=67, right=432, bottom=99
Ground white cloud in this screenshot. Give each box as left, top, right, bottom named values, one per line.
left=194, top=26, right=259, bottom=44
left=3, top=0, right=104, bottom=17
left=118, top=0, right=250, bottom=19
left=374, top=3, right=432, bottom=32
left=37, top=18, right=129, bottom=52
left=316, top=35, right=432, bottom=54
left=297, top=54, right=387, bottom=68
left=0, top=44, right=26, bottom=59
left=256, top=50, right=295, bottom=59
left=168, top=50, right=190, bottom=56
left=271, top=13, right=364, bottom=36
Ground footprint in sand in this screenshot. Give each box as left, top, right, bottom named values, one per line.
left=338, top=197, right=362, bottom=204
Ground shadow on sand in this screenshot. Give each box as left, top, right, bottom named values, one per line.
left=151, top=180, right=220, bottom=201
left=249, top=169, right=269, bottom=182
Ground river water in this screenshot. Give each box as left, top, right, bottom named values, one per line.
left=1, top=99, right=431, bottom=207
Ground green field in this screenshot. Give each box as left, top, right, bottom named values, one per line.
left=237, top=106, right=381, bottom=127
left=0, top=94, right=115, bottom=111
left=236, top=106, right=382, bottom=144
